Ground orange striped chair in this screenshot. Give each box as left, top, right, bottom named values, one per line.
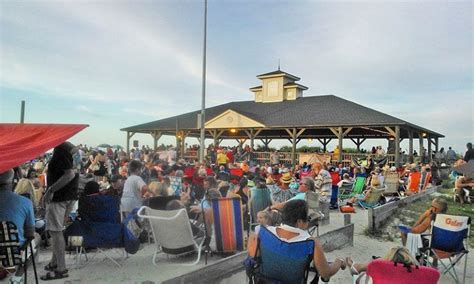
left=407, top=172, right=422, bottom=194
left=204, top=197, right=244, bottom=264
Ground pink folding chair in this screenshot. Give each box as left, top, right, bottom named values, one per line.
left=366, top=259, right=440, bottom=284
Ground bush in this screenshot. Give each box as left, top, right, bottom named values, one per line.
left=441, top=179, right=454, bottom=189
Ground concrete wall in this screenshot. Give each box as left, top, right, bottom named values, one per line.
left=368, top=185, right=441, bottom=231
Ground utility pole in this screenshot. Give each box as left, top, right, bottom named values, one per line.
left=199, top=0, right=207, bottom=163
left=20, top=100, right=25, bottom=123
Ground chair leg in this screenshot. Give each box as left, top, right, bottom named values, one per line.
left=24, top=246, right=28, bottom=284
left=30, top=243, right=38, bottom=284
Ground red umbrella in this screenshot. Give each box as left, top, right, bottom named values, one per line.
left=0, top=123, right=88, bottom=173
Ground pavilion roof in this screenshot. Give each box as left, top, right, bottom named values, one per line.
left=121, top=95, right=443, bottom=139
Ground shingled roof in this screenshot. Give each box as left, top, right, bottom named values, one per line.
left=121, top=95, right=443, bottom=138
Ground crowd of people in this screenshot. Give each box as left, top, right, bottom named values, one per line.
left=1, top=141, right=472, bottom=283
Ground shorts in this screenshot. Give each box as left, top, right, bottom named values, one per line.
left=45, top=200, right=75, bottom=231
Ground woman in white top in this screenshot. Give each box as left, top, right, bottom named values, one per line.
left=248, top=199, right=346, bottom=281
left=121, top=160, right=148, bottom=214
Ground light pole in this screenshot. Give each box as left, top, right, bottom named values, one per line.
left=199, top=0, right=207, bottom=163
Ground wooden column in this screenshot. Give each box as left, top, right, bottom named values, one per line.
left=317, top=138, right=332, bottom=152
left=419, top=133, right=424, bottom=159
left=126, top=131, right=135, bottom=154
left=208, top=129, right=224, bottom=147
left=244, top=129, right=262, bottom=150
left=408, top=130, right=414, bottom=163
left=427, top=136, right=432, bottom=163
left=260, top=138, right=272, bottom=151
left=330, top=127, right=350, bottom=162
left=434, top=137, right=439, bottom=152
left=151, top=131, right=162, bottom=151
left=285, top=128, right=306, bottom=166
left=350, top=138, right=366, bottom=152
left=395, top=126, right=400, bottom=167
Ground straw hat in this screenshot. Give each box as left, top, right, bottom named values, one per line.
left=266, top=176, right=275, bottom=184
left=280, top=172, right=293, bottom=184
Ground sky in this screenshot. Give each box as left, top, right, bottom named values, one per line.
left=1, top=0, right=472, bottom=154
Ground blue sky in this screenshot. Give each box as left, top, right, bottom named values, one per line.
left=1, top=0, right=472, bottom=153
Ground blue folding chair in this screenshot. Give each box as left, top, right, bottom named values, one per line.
left=423, top=214, right=471, bottom=283
left=248, top=225, right=315, bottom=284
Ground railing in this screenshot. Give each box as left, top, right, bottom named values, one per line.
left=182, top=150, right=396, bottom=167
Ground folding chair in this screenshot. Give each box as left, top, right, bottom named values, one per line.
left=305, top=191, right=324, bottom=236
left=407, top=172, right=421, bottom=194
left=137, top=206, right=205, bottom=266
left=350, top=177, right=366, bottom=197
left=65, top=195, right=135, bottom=267
left=0, top=221, right=38, bottom=284
left=248, top=187, right=272, bottom=233
left=247, top=225, right=315, bottom=284
left=383, top=172, right=401, bottom=197
left=337, top=182, right=354, bottom=205
left=358, top=187, right=386, bottom=210
left=366, top=258, right=440, bottom=284
left=420, top=172, right=432, bottom=191
left=422, top=214, right=470, bottom=283
left=203, top=197, right=244, bottom=264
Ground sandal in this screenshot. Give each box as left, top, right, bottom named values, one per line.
left=44, top=263, right=68, bottom=273
left=40, top=270, right=69, bottom=281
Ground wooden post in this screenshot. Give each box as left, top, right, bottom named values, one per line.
left=419, top=133, right=424, bottom=159
left=285, top=128, right=306, bottom=167
left=151, top=131, right=162, bottom=151
left=427, top=136, right=432, bottom=163
left=126, top=131, right=130, bottom=154
left=408, top=130, right=414, bottom=163
left=395, top=126, right=400, bottom=167
left=338, top=127, right=343, bottom=162
left=434, top=137, right=439, bottom=152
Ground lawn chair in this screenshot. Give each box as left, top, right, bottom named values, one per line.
left=421, top=214, right=470, bottom=284
left=248, top=187, right=272, bottom=232
left=407, top=172, right=421, bottom=194
left=305, top=191, right=324, bottom=236
left=366, top=258, right=440, bottom=284
left=351, top=177, right=366, bottom=197
left=337, top=181, right=354, bottom=205
left=0, top=221, right=38, bottom=284
left=65, top=195, right=137, bottom=267
left=247, top=225, right=315, bottom=284
left=384, top=172, right=401, bottom=197
left=203, top=197, right=244, bottom=264
left=358, top=187, right=386, bottom=209
left=137, top=206, right=205, bottom=266
left=420, top=172, right=432, bottom=191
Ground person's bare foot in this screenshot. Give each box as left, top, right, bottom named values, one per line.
left=346, top=257, right=364, bottom=275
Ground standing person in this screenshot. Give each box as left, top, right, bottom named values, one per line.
left=120, top=160, right=148, bottom=216
left=41, top=142, right=78, bottom=281
left=463, top=142, right=474, bottom=164
left=0, top=169, right=36, bottom=283
left=270, top=150, right=280, bottom=166
left=446, top=147, right=456, bottom=164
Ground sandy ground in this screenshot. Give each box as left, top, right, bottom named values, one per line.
left=9, top=208, right=473, bottom=284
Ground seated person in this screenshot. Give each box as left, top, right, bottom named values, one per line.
left=83, top=181, right=100, bottom=196
left=337, top=173, right=354, bottom=188
left=0, top=169, right=35, bottom=283
left=399, top=197, right=448, bottom=245
left=248, top=200, right=346, bottom=281
left=269, top=177, right=316, bottom=210
left=103, top=175, right=124, bottom=197
left=347, top=176, right=381, bottom=204
left=346, top=246, right=418, bottom=278
left=454, top=175, right=474, bottom=207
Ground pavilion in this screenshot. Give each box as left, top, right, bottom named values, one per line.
left=121, top=70, right=444, bottom=166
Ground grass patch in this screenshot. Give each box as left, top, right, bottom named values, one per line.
left=366, top=186, right=474, bottom=247
left=403, top=187, right=474, bottom=246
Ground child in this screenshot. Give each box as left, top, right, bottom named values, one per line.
left=257, top=210, right=272, bottom=226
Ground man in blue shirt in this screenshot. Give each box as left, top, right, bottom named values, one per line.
left=0, top=169, right=35, bottom=282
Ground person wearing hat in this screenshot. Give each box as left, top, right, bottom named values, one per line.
left=269, top=172, right=295, bottom=204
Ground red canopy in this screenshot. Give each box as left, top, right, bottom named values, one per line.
left=0, top=123, right=88, bottom=173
